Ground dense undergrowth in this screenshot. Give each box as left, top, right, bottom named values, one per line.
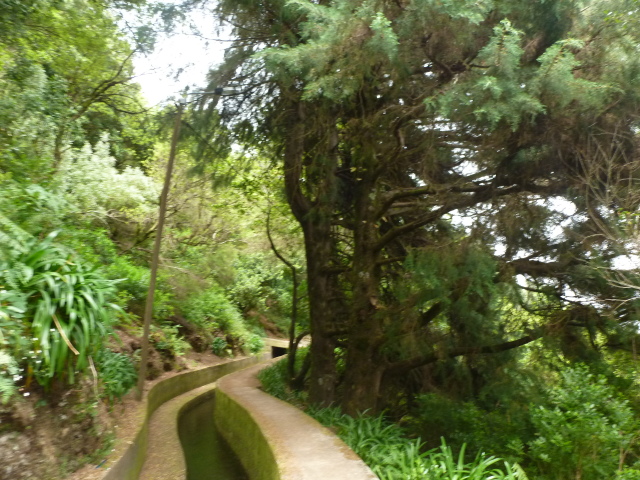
left=259, top=356, right=640, bottom=480
left=259, top=356, right=528, bottom=479
left=308, top=407, right=529, bottom=480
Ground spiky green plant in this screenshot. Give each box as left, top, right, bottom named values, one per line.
left=308, top=407, right=528, bottom=480
left=0, top=225, right=120, bottom=387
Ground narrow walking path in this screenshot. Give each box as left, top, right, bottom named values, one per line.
left=98, top=355, right=265, bottom=480
left=89, top=341, right=373, bottom=480
left=216, top=361, right=377, bottom=480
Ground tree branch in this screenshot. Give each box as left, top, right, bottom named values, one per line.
left=375, top=185, right=521, bottom=252
left=384, top=332, right=541, bottom=377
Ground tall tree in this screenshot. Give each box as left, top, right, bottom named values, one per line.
left=203, top=0, right=640, bottom=412
left=0, top=0, right=153, bottom=180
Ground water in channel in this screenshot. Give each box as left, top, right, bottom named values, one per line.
left=178, top=395, right=249, bottom=480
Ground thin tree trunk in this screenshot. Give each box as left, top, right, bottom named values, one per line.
left=135, top=102, right=183, bottom=400
left=265, top=207, right=300, bottom=382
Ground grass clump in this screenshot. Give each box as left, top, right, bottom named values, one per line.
left=308, top=407, right=528, bottom=480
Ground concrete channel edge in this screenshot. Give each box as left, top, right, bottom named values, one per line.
left=100, top=354, right=267, bottom=480
left=215, top=360, right=378, bottom=480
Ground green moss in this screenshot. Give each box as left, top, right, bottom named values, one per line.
left=215, top=389, right=281, bottom=480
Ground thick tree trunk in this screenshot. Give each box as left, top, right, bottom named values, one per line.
left=342, top=258, right=384, bottom=413
left=342, top=340, right=384, bottom=414
left=304, top=221, right=340, bottom=406
left=282, top=100, right=342, bottom=406
left=342, top=264, right=386, bottom=414
left=341, top=177, right=386, bottom=414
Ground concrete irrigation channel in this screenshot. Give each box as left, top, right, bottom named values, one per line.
left=97, top=339, right=376, bottom=480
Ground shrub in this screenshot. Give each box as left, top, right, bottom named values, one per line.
left=527, top=365, right=640, bottom=480
left=59, top=133, right=158, bottom=217
left=226, top=253, right=281, bottom=312
left=211, top=336, right=228, bottom=356
left=95, top=348, right=137, bottom=403
left=104, top=257, right=150, bottom=305
left=409, top=393, right=529, bottom=463
left=181, top=285, right=240, bottom=330
left=308, top=407, right=528, bottom=480
left=150, top=324, right=190, bottom=358
left=245, top=333, right=264, bottom=354
left=181, top=285, right=262, bottom=354
left=0, top=226, right=120, bottom=387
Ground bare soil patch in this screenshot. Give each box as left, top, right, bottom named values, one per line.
left=0, top=348, right=228, bottom=480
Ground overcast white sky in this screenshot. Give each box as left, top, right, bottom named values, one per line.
left=126, top=4, right=228, bottom=106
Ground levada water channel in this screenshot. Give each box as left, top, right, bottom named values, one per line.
left=178, top=395, right=248, bottom=480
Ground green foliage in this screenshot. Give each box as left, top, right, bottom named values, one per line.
left=263, top=0, right=402, bottom=100
left=95, top=348, right=137, bottom=402
left=257, top=358, right=290, bottom=401
left=226, top=253, right=283, bottom=312
left=391, top=244, right=511, bottom=367
left=245, top=334, right=265, bottom=354
left=182, top=285, right=240, bottom=330
left=59, top=134, right=158, bottom=217
left=109, top=258, right=150, bottom=301
left=0, top=223, right=119, bottom=387
left=402, top=245, right=498, bottom=312
left=0, top=0, right=151, bottom=177
left=410, top=363, right=640, bottom=479
left=308, top=407, right=528, bottom=480
left=181, top=284, right=263, bottom=353
left=225, top=251, right=304, bottom=335
left=530, top=39, right=618, bottom=111
left=373, top=440, right=529, bottom=480
left=0, top=179, right=66, bottom=237
left=437, top=19, right=544, bottom=130
left=150, top=324, right=190, bottom=358
left=527, top=365, right=640, bottom=479
left=257, top=350, right=308, bottom=402
left=410, top=393, right=530, bottom=463
left=0, top=351, right=19, bottom=404
left=211, top=336, right=228, bottom=356
left=0, top=59, right=57, bottom=178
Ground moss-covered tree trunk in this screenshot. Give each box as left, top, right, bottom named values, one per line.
left=282, top=100, right=344, bottom=405
left=304, top=223, right=340, bottom=406
left=341, top=173, right=386, bottom=414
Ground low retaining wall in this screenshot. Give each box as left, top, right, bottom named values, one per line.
left=215, top=360, right=378, bottom=480
left=102, top=354, right=267, bottom=480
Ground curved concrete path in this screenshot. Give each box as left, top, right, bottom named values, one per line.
left=98, top=349, right=375, bottom=480
left=100, top=355, right=265, bottom=480
left=216, top=361, right=377, bottom=480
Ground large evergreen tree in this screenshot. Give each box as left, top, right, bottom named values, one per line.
left=202, top=0, right=640, bottom=412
